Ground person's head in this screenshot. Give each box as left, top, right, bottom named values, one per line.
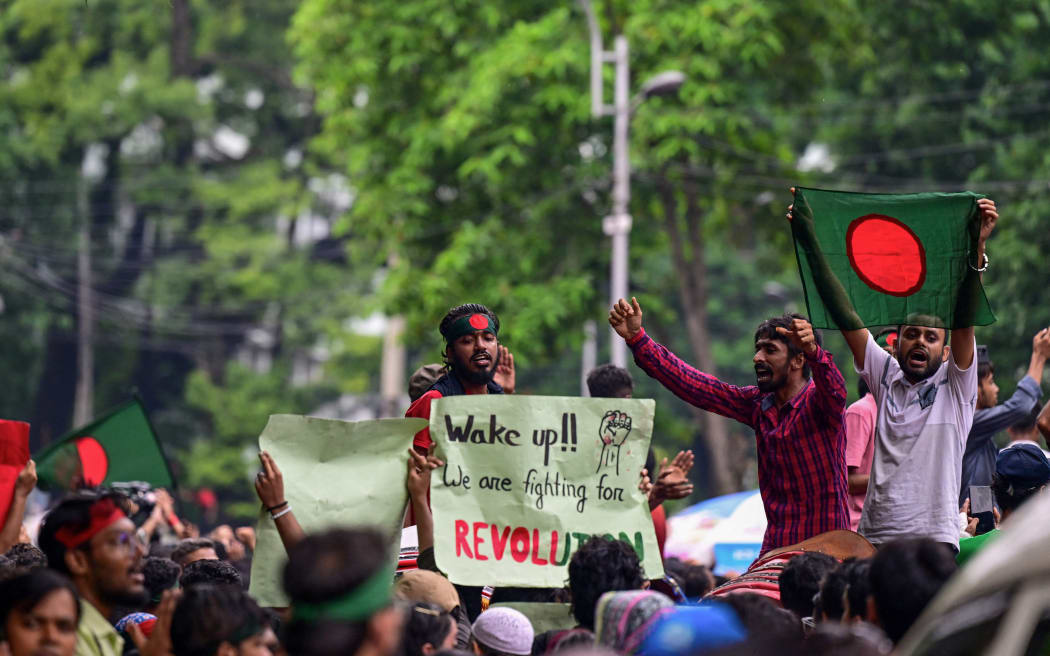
left=393, top=570, right=461, bottom=614
left=402, top=602, right=457, bottom=656
left=778, top=552, right=837, bottom=619
left=840, top=559, right=871, bottom=623
left=439, top=304, right=501, bottom=387
left=0, top=569, right=80, bottom=656
left=179, top=558, right=243, bottom=588
left=662, top=558, right=715, bottom=600
left=976, top=362, right=998, bottom=411
left=1005, top=403, right=1041, bottom=442
left=470, top=607, right=533, bottom=656
left=814, top=562, right=850, bottom=623
left=37, top=491, right=147, bottom=612
left=586, top=365, right=634, bottom=399
left=594, top=590, right=673, bottom=654
left=210, top=526, right=247, bottom=563
left=171, top=584, right=273, bottom=656
left=4, top=544, right=47, bottom=572
left=992, top=443, right=1050, bottom=518
left=409, top=364, right=447, bottom=402
left=868, top=539, right=956, bottom=643
left=717, top=593, right=803, bottom=642
left=142, top=557, right=181, bottom=611
left=753, top=314, right=822, bottom=392
left=568, top=537, right=645, bottom=630
left=894, top=324, right=948, bottom=383
left=639, top=605, right=748, bottom=656
left=171, top=538, right=220, bottom=567
left=283, top=527, right=402, bottom=656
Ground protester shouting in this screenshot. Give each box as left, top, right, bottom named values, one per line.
left=608, top=298, right=849, bottom=554
left=788, top=191, right=999, bottom=551
left=406, top=304, right=515, bottom=454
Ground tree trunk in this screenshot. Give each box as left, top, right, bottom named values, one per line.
left=658, top=178, right=737, bottom=495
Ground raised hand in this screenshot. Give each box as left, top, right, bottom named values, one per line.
left=775, top=318, right=819, bottom=356
left=254, top=451, right=285, bottom=510
left=1033, top=327, right=1050, bottom=359
left=976, top=198, right=998, bottom=243
left=493, top=345, right=516, bottom=394
left=608, top=297, right=643, bottom=341
left=407, top=448, right=443, bottom=499
left=14, top=460, right=36, bottom=497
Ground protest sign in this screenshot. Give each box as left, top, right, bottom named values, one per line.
left=430, top=395, right=662, bottom=587
left=248, top=414, right=425, bottom=606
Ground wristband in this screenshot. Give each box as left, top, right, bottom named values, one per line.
left=266, top=501, right=288, bottom=513
left=271, top=506, right=292, bottom=520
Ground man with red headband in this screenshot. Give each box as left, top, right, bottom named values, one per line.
left=406, top=303, right=514, bottom=453
left=38, top=491, right=148, bottom=656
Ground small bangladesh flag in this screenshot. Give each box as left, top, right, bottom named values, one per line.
left=790, top=187, right=996, bottom=330
left=34, top=398, right=174, bottom=492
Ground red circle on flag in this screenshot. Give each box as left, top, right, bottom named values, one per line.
left=468, top=314, right=488, bottom=330
left=75, top=436, right=109, bottom=486
left=846, top=214, right=927, bottom=297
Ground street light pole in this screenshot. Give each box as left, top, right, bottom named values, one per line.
left=605, top=34, right=632, bottom=368
left=579, top=1, right=684, bottom=369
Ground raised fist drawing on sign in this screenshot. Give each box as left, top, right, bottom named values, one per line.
left=597, top=410, right=632, bottom=475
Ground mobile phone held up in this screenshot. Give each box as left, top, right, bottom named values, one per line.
left=969, top=485, right=996, bottom=535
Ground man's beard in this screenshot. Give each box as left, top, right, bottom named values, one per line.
left=755, top=365, right=786, bottom=393
left=100, top=581, right=149, bottom=610
left=898, top=348, right=941, bottom=382
left=450, top=349, right=500, bottom=387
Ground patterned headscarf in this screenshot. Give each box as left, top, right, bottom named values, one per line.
left=594, top=590, right=674, bottom=654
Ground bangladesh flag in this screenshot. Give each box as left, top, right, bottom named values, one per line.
left=34, top=398, right=174, bottom=492
left=790, top=187, right=996, bottom=330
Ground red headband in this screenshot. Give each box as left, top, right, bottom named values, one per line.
left=54, top=498, right=127, bottom=549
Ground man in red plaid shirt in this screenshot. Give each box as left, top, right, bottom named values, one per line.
left=609, top=297, right=849, bottom=555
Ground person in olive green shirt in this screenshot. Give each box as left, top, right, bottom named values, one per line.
left=957, top=442, right=1050, bottom=565
left=38, top=492, right=149, bottom=656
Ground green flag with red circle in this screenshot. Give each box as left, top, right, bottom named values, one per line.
left=790, top=187, right=996, bottom=330
left=34, top=398, right=174, bottom=492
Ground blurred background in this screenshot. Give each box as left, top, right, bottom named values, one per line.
left=1, top=0, right=1048, bottom=525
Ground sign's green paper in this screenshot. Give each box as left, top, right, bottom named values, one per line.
left=248, top=415, right=425, bottom=606
left=429, top=395, right=663, bottom=587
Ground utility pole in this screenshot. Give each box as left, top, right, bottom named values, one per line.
left=578, top=1, right=685, bottom=369
left=74, top=177, right=94, bottom=425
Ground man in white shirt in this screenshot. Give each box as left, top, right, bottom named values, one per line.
left=788, top=193, right=999, bottom=551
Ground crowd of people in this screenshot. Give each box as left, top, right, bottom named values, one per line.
left=2, top=196, right=1050, bottom=656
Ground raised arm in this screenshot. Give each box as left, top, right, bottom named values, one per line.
left=0, top=460, right=35, bottom=552
left=255, top=451, right=305, bottom=554
left=610, top=297, right=758, bottom=426
left=970, top=328, right=1048, bottom=438
left=786, top=189, right=870, bottom=368
left=1038, top=398, right=1050, bottom=441
left=950, top=198, right=999, bottom=370
left=407, top=448, right=442, bottom=552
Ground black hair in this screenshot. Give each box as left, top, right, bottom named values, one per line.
left=840, top=559, right=871, bottom=621
left=815, top=560, right=851, bottom=622
left=38, top=489, right=130, bottom=576
left=586, top=364, right=634, bottom=398
left=179, top=559, right=242, bottom=588
left=143, top=557, right=181, bottom=606
left=283, top=527, right=392, bottom=656
left=778, top=552, right=837, bottom=618
left=171, top=538, right=219, bottom=567
left=4, top=543, right=48, bottom=570
left=977, top=361, right=995, bottom=383
left=402, top=602, right=454, bottom=656
left=171, top=584, right=266, bottom=656
left=567, top=536, right=645, bottom=630
left=662, top=557, right=715, bottom=599
left=717, top=593, right=802, bottom=641
left=869, top=539, right=955, bottom=643
left=0, top=568, right=81, bottom=634
left=1008, top=403, right=1041, bottom=433
left=991, top=471, right=1045, bottom=513
left=754, top=314, right=822, bottom=380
